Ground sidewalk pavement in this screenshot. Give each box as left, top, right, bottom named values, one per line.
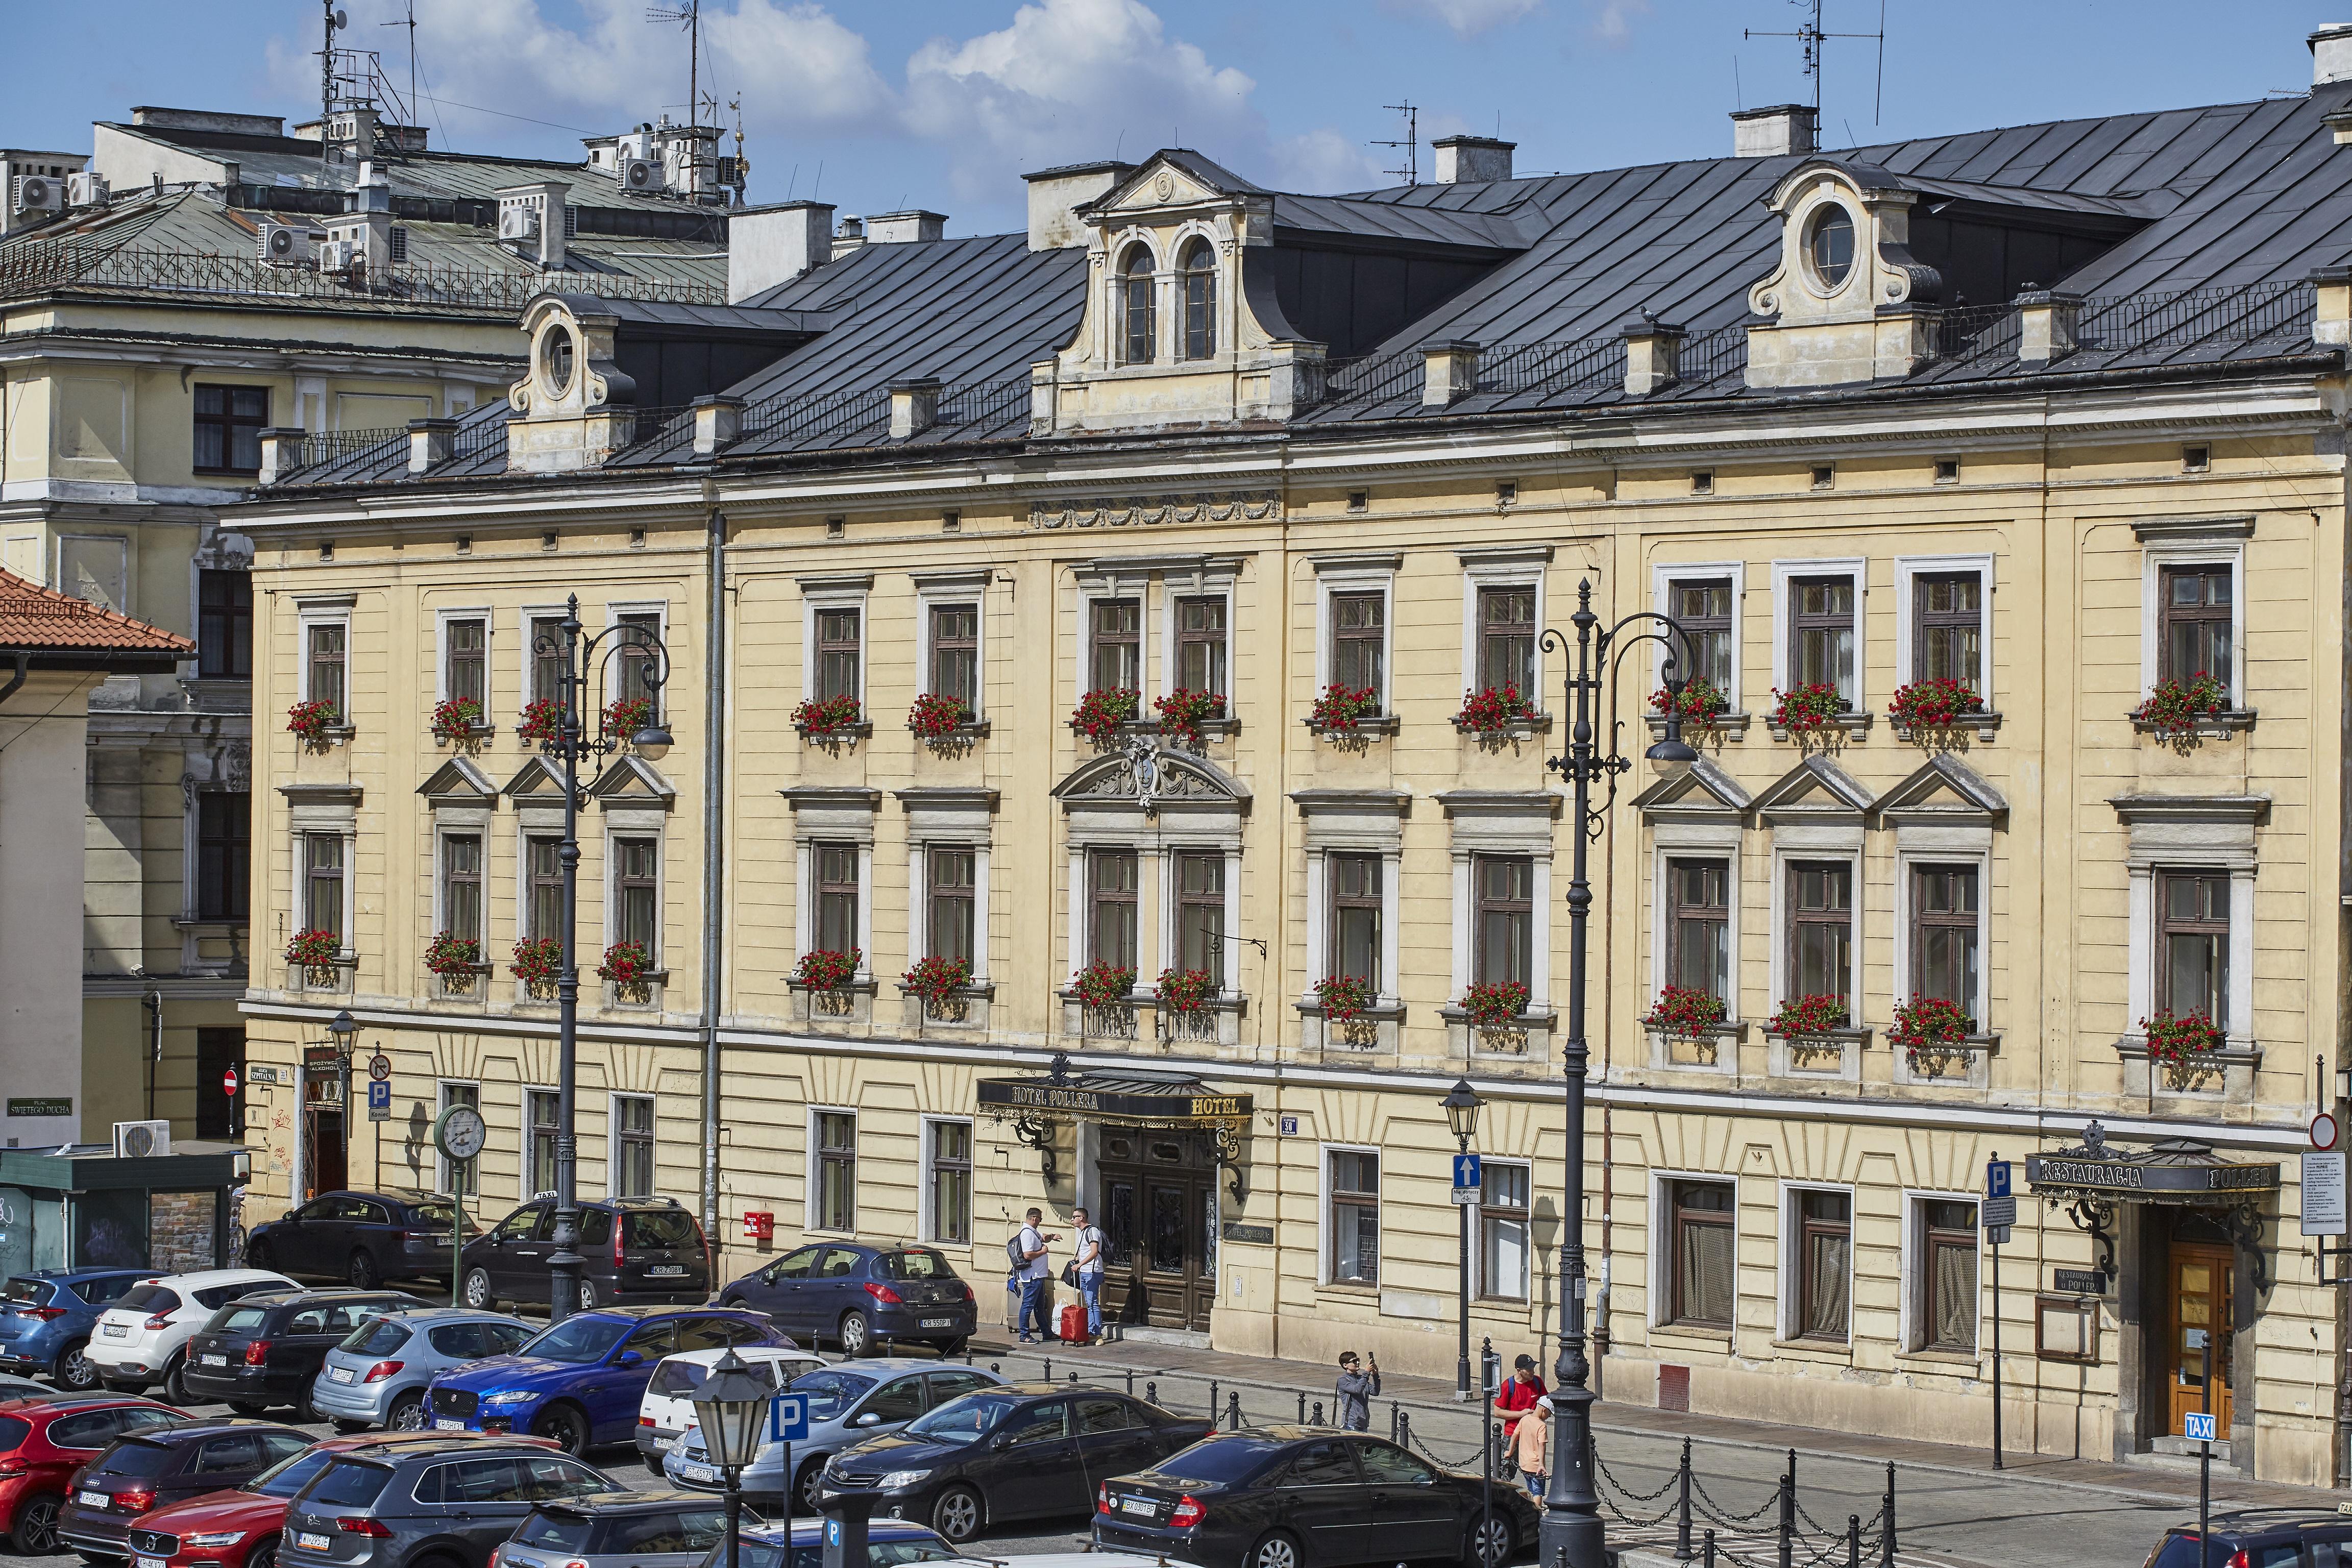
left=964, top=1328, right=2333, bottom=1568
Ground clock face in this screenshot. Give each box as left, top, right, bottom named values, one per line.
left=437, top=1105, right=487, bottom=1161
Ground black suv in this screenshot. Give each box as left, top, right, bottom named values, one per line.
left=2145, top=1510, right=2352, bottom=1568
left=460, top=1199, right=707, bottom=1312
left=181, top=1290, right=425, bottom=1419
left=247, top=1192, right=478, bottom=1290
left=54, top=1418, right=312, bottom=1560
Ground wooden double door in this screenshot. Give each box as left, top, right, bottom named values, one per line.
left=1097, top=1126, right=1219, bottom=1332
left=2165, top=1239, right=2234, bottom=1436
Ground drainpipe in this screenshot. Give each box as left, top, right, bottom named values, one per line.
left=700, top=507, right=728, bottom=1284
left=142, top=989, right=163, bottom=1122
left=0, top=651, right=29, bottom=707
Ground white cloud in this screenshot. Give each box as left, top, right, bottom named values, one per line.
left=1271, top=128, right=1388, bottom=194
left=1381, top=0, right=1542, bottom=38
left=1585, top=0, right=1650, bottom=44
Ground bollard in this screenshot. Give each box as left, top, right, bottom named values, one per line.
left=1390, top=1403, right=1400, bottom=1441
left=1125, top=1368, right=1133, bottom=1396
left=1674, top=1436, right=1693, bottom=1560
left=1299, top=1391, right=1307, bottom=1423
left=964, top=1345, right=974, bottom=1365
left=1227, top=1390, right=1241, bottom=1430
left=1044, top=1356, right=1053, bottom=1382
left=1399, top=1410, right=1413, bottom=1451
left=1069, top=1371, right=1077, bottom=1384
left=1703, top=1531, right=1717, bottom=1568
left=1146, top=1380, right=1158, bottom=1406
left=1846, top=1514, right=1860, bottom=1568
left=1879, top=1462, right=1896, bottom=1568
left=989, top=1363, right=1001, bottom=1375
left=1312, top=1401, right=1325, bottom=1425
left=1211, top=1380, right=1220, bottom=1420
left=1777, top=1457, right=1794, bottom=1568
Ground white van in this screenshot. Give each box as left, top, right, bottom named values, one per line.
left=635, top=1344, right=824, bottom=1472
left=84, top=1267, right=296, bottom=1401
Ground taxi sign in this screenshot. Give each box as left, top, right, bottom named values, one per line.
left=2183, top=1411, right=2216, bottom=1443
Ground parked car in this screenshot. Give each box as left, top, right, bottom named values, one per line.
left=246, top=1192, right=477, bottom=1291
left=55, top=1418, right=312, bottom=1562
left=666, top=1361, right=1004, bottom=1510
left=814, top=1383, right=1211, bottom=1545
left=125, top=1432, right=535, bottom=1568
left=275, top=1437, right=620, bottom=1568
left=715, top=1244, right=977, bottom=1357
left=0, top=1394, right=183, bottom=1555
left=2142, top=1509, right=2352, bottom=1568
left=459, top=1198, right=707, bottom=1313
left=1089, top=1426, right=1539, bottom=1568
left=0, top=1375, right=57, bottom=1403
left=0, top=1271, right=155, bottom=1391
left=683, top=1517, right=962, bottom=1568
left=489, top=1488, right=728, bottom=1568
left=86, top=1271, right=298, bottom=1403
left=313, top=1310, right=536, bottom=1435
left=427, top=1307, right=788, bottom=1455
left=635, top=1345, right=823, bottom=1474
left=180, top=1290, right=426, bottom=1419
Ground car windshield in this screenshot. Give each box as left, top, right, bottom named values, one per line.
left=1147, top=1436, right=1287, bottom=1485
left=402, top=1202, right=460, bottom=1230
left=624, top=1210, right=699, bottom=1249
left=210, top=1305, right=270, bottom=1334
left=4, top=1280, right=55, bottom=1307
left=697, top=1540, right=955, bottom=1568
left=520, top=1316, right=631, bottom=1364
left=787, top=1370, right=875, bottom=1423
left=302, top=1459, right=393, bottom=1509
left=343, top=1319, right=413, bottom=1355
left=99, top=1440, right=180, bottom=1478
left=249, top=1446, right=338, bottom=1499
left=904, top=1392, right=1023, bottom=1443
left=116, top=1285, right=178, bottom=1315
left=873, top=1251, right=954, bottom=1283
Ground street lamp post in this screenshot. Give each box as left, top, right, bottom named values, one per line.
left=689, top=1348, right=774, bottom=1568
left=532, top=596, right=673, bottom=1322
left=1442, top=1078, right=1485, bottom=1402
left=1536, top=579, right=1696, bottom=1568
left=327, top=1009, right=356, bottom=1198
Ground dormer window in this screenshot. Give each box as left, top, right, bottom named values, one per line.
left=1807, top=206, right=1855, bottom=289
left=1180, top=238, right=1216, bottom=360
left=1120, top=244, right=1157, bottom=364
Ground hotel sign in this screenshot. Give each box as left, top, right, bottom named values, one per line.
left=2026, top=1154, right=2280, bottom=1194
left=976, top=1077, right=1251, bottom=1124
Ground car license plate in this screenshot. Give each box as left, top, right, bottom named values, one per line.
left=138, top=1555, right=167, bottom=1568
left=298, top=1534, right=332, bottom=1552
left=677, top=1462, right=716, bottom=1483
left=103, top=1323, right=129, bottom=1338
left=329, top=1366, right=354, bottom=1383
left=919, top=1317, right=953, bottom=1329
left=651, top=1434, right=674, bottom=1450
left=648, top=1264, right=684, bottom=1277
left=79, top=1490, right=108, bottom=1508
left=1119, top=1497, right=1157, bottom=1518
left=201, top=1353, right=228, bottom=1366
left=435, top=1418, right=465, bottom=1431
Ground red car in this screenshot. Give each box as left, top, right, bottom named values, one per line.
left=126, top=1431, right=558, bottom=1568
left=0, top=1393, right=183, bottom=1555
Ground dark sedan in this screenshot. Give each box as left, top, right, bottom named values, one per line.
left=181, top=1290, right=423, bottom=1419
left=1090, top=1427, right=1536, bottom=1568
left=54, top=1418, right=312, bottom=1561
left=815, top=1383, right=1212, bottom=1546
left=716, top=1243, right=976, bottom=1356
left=246, top=1192, right=474, bottom=1291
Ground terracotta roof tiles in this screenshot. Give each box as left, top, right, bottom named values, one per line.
left=0, top=570, right=192, bottom=655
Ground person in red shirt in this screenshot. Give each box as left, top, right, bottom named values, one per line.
left=1493, top=1354, right=1549, bottom=1438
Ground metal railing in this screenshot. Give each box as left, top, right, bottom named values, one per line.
left=610, top=405, right=696, bottom=454
left=1478, top=333, right=1625, bottom=399
left=2074, top=279, right=2314, bottom=353
left=284, top=427, right=408, bottom=474
left=933, top=377, right=1030, bottom=435
left=0, top=241, right=728, bottom=310
left=740, top=383, right=890, bottom=448
left=451, top=418, right=507, bottom=466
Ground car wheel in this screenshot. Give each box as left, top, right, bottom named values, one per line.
left=6, top=1491, right=62, bottom=1555
left=246, top=1543, right=277, bottom=1568
left=578, top=1278, right=600, bottom=1311
left=229, top=1403, right=269, bottom=1418
left=463, top=1268, right=496, bottom=1310
left=794, top=1457, right=825, bottom=1512
left=1469, top=1512, right=1513, bottom=1568
left=929, top=1484, right=984, bottom=1545
left=347, top=1249, right=380, bottom=1290
left=160, top=1355, right=192, bottom=1405
left=928, top=1337, right=968, bottom=1358
left=245, top=1239, right=272, bottom=1270
left=1248, top=1530, right=1302, bottom=1568
left=536, top=1404, right=590, bottom=1456
left=837, top=1310, right=872, bottom=1357
left=54, top=1341, right=98, bottom=1392
left=295, top=1376, right=325, bottom=1424
left=387, top=1390, right=427, bottom=1432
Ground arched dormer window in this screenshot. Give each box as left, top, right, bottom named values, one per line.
left=1119, top=244, right=1157, bottom=364
left=1180, top=238, right=1216, bottom=360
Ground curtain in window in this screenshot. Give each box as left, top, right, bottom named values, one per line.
left=1679, top=1220, right=1734, bottom=1326
left=1931, top=1238, right=1977, bottom=1351
left=1804, top=1229, right=1850, bottom=1339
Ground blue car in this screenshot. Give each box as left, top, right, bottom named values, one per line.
left=0, top=1270, right=152, bottom=1390
left=715, top=1243, right=977, bottom=1357
left=425, top=1305, right=788, bottom=1455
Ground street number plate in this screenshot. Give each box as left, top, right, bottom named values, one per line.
left=1119, top=1497, right=1156, bottom=1517
left=79, top=1490, right=108, bottom=1507
left=435, top=1418, right=465, bottom=1431
left=329, top=1366, right=355, bottom=1383
left=298, top=1534, right=332, bottom=1551
left=648, top=1265, right=684, bottom=1277
left=201, top=1354, right=228, bottom=1367
left=919, top=1317, right=954, bottom=1329
left=103, top=1324, right=129, bottom=1337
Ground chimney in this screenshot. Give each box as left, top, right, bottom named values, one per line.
left=692, top=395, right=745, bottom=456
left=1431, top=136, right=1514, bottom=185
left=1422, top=341, right=1480, bottom=405
left=497, top=180, right=569, bottom=271
left=2316, top=23, right=2352, bottom=84
left=831, top=215, right=866, bottom=260
left=1621, top=317, right=1686, bottom=395
left=1730, top=104, right=1818, bottom=159
left=1023, top=160, right=1133, bottom=252
left=2015, top=287, right=2083, bottom=362
left=727, top=201, right=836, bottom=302
left=407, top=418, right=457, bottom=474
left=333, top=159, right=395, bottom=271
left=889, top=378, right=942, bottom=438
left=866, top=210, right=946, bottom=244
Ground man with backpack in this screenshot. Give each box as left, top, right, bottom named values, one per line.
left=1009, top=1207, right=1058, bottom=1342
left=1070, top=1206, right=1106, bottom=1344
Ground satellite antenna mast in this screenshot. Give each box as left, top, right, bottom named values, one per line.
left=1744, top=0, right=1885, bottom=123
left=318, top=0, right=348, bottom=179
left=382, top=0, right=419, bottom=151
left=1372, top=101, right=1419, bottom=186
left=645, top=0, right=703, bottom=129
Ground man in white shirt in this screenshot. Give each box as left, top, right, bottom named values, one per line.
left=1071, top=1205, right=1106, bottom=1344
left=1016, top=1207, right=1058, bottom=1343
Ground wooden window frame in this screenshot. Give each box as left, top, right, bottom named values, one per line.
left=1667, top=577, right=1734, bottom=695
left=1327, top=1148, right=1380, bottom=1286
left=528, top=1089, right=559, bottom=1196
left=1794, top=1188, right=1853, bottom=1343
left=1664, top=856, right=1730, bottom=1000
left=303, top=831, right=345, bottom=943
left=305, top=621, right=346, bottom=714
left=613, top=1094, right=655, bottom=1198
left=1785, top=859, right=1854, bottom=1004
left=1329, top=591, right=1387, bottom=705
left=439, top=832, right=483, bottom=944
left=2158, top=564, right=2234, bottom=696
left=1179, top=238, right=1216, bottom=360
left=1174, top=849, right=1225, bottom=987
left=614, top=836, right=658, bottom=958
left=1087, top=848, right=1139, bottom=974
left=195, top=790, right=250, bottom=922
left=197, top=569, right=253, bottom=680
left=1475, top=584, right=1537, bottom=696
left=927, top=847, right=976, bottom=968
left=1329, top=852, right=1382, bottom=989
left=1477, top=1159, right=1532, bottom=1302
left=1912, top=571, right=1983, bottom=693
left=926, top=1119, right=973, bottom=1245
left=1787, top=574, right=1856, bottom=706
left=2155, top=867, right=2230, bottom=1022
left=1472, top=853, right=1533, bottom=988
left=1908, top=863, right=1979, bottom=1020
left=527, top=836, right=565, bottom=942
left=813, top=1110, right=857, bottom=1233
left=1921, top=1198, right=1979, bottom=1354
left=1089, top=597, right=1142, bottom=693
left=814, top=605, right=862, bottom=704
left=444, top=616, right=488, bottom=710
left=529, top=614, right=569, bottom=707
left=1119, top=246, right=1156, bottom=364
left=614, top=610, right=663, bottom=713
left=1174, top=595, right=1228, bottom=696
left=192, top=383, right=268, bottom=475
left=814, top=842, right=861, bottom=958
left=928, top=602, right=979, bottom=709
left=1668, top=1179, right=1735, bottom=1329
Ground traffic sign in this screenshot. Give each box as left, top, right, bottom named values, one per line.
left=1982, top=1158, right=2017, bottom=1230
left=222, top=1067, right=239, bottom=1098
left=368, top=1054, right=393, bottom=1083
left=2315, top=1112, right=2341, bottom=1152
left=769, top=1392, right=808, bottom=1442
left=1451, top=1152, right=1482, bottom=1206
left=2183, top=1411, right=2216, bottom=1443
left=366, top=1080, right=391, bottom=1122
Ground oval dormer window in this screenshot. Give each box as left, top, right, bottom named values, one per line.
left=544, top=328, right=575, bottom=397
left=1807, top=206, right=1855, bottom=289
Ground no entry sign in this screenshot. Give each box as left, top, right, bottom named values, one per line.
left=222, top=1067, right=239, bottom=1097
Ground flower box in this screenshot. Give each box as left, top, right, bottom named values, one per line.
left=794, top=947, right=862, bottom=989
left=1155, top=966, right=1216, bottom=1016
left=2141, top=1008, right=2225, bottom=1066
left=1650, top=679, right=1730, bottom=737
left=430, top=697, right=485, bottom=743
left=1154, top=689, right=1227, bottom=746
left=1769, top=683, right=1846, bottom=734
left=793, top=694, right=864, bottom=739
left=517, top=699, right=568, bottom=744
left=602, top=696, right=655, bottom=741
left=286, top=700, right=342, bottom=744
left=1313, top=973, right=1377, bottom=1022
left=1071, top=959, right=1136, bottom=1009
left=908, top=692, right=974, bottom=741
left=424, top=932, right=481, bottom=977
left=2133, top=674, right=2230, bottom=740
left=1643, top=985, right=1728, bottom=1038
left=510, top=936, right=564, bottom=985
left=1459, top=979, right=1529, bottom=1026
left=1886, top=678, right=1984, bottom=731
left=285, top=928, right=341, bottom=967
left=902, top=954, right=972, bottom=1005
left=1889, top=996, right=1972, bottom=1060
left=1071, top=688, right=1140, bottom=744
left=597, top=939, right=654, bottom=983
left=1763, top=994, right=1850, bottom=1038
left=1453, top=685, right=1536, bottom=739
left=1308, top=684, right=1382, bottom=734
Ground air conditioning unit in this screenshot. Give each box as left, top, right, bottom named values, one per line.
left=11, top=175, right=62, bottom=215
left=620, top=158, right=664, bottom=193
left=112, top=1120, right=172, bottom=1160
left=66, top=172, right=108, bottom=207
left=257, top=220, right=310, bottom=266
left=316, top=238, right=359, bottom=273
left=498, top=203, right=541, bottom=241
left=619, top=131, right=654, bottom=162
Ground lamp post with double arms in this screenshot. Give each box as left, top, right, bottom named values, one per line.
left=1442, top=1079, right=1484, bottom=1401
left=531, top=595, right=674, bottom=1322
left=1536, top=579, right=1697, bottom=1568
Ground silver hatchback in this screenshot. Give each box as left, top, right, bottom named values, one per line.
left=310, top=1308, right=536, bottom=1431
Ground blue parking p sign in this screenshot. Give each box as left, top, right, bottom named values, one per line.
left=2183, top=1411, right=2216, bottom=1443
left=770, top=1392, right=808, bottom=1442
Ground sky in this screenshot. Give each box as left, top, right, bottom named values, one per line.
left=6, top=0, right=2345, bottom=234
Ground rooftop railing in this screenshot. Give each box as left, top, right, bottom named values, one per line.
left=0, top=241, right=728, bottom=310
left=739, top=384, right=891, bottom=449
left=285, top=427, right=410, bottom=475
left=934, top=377, right=1031, bottom=435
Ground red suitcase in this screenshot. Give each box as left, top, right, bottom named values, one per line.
left=1058, top=1302, right=1089, bottom=1343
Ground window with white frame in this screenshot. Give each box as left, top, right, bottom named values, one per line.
left=1478, top=1160, right=1531, bottom=1300
left=1785, top=860, right=1853, bottom=1006
left=814, top=844, right=861, bottom=957
left=439, top=832, right=483, bottom=947
left=1474, top=585, right=1537, bottom=695
left=1787, top=1186, right=1852, bottom=1342
left=304, top=619, right=347, bottom=715
left=1665, top=1178, right=1735, bottom=1329
left=613, top=609, right=663, bottom=715
left=526, top=836, right=565, bottom=940
left=1893, top=556, right=1992, bottom=701
left=528, top=1089, right=559, bottom=1195
left=811, top=1110, right=856, bottom=1232
left=1665, top=857, right=1731, bottom=1000
left=527, top=612, right=569, bottom=706
left=1315, top=558, right=1398, bottom=713
left=1329, top=854, right=1383, bottom=992
left=1088, top=848, right=1140, bottom=974
left=1117, top=242, right=1156, bottom=364
left=437, top=1081, right=480, bottom=1194
left=2136, top=522, right=2246, bottom=708
left=1173, top=595, right=1228, bottom=697
left=1472, top=855, right=1533, bottom=988
left=1326, top=1148, right=1380, bottom=1285
left=1667, top=576, right=1737, bottom=699
left=799, top=576, right=872, bottom=711
left=927, top=847, right=977, bottom=969
left=612, top=1094, right=655, bottom=1197
left=925, top=1119, right=973, bottom=1245
left=1179, top=237, right=1217, bottom=360
left=1910, top=1196, right=1978, bottom=1353
left=929, top=603, right=979, bottom=710
left=1907, top=864, right=1979, bottom=1025
left=2156, top=868, right=2230, bottom=1022
left=1787, top=576, right=1856, bottom=705
left=611, top=837, right=659, bottom=961
left=1173, top=850, right=1226, bottom=988
left=302, top=832, right=345, bottom=945
left=441, top=614, right=488, bottom=718
left=1089, top=596, right=1143, bottom=694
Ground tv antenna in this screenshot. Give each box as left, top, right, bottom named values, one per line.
left=1372, top=100, right=1419, bottom=186
left=645, top=0, right=704, bottom=129
left=382, top=0, right=419, bottom=154
left=1745, top=0, right=1885, bottom=123
left=319, top=0, right=348, bottom=176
